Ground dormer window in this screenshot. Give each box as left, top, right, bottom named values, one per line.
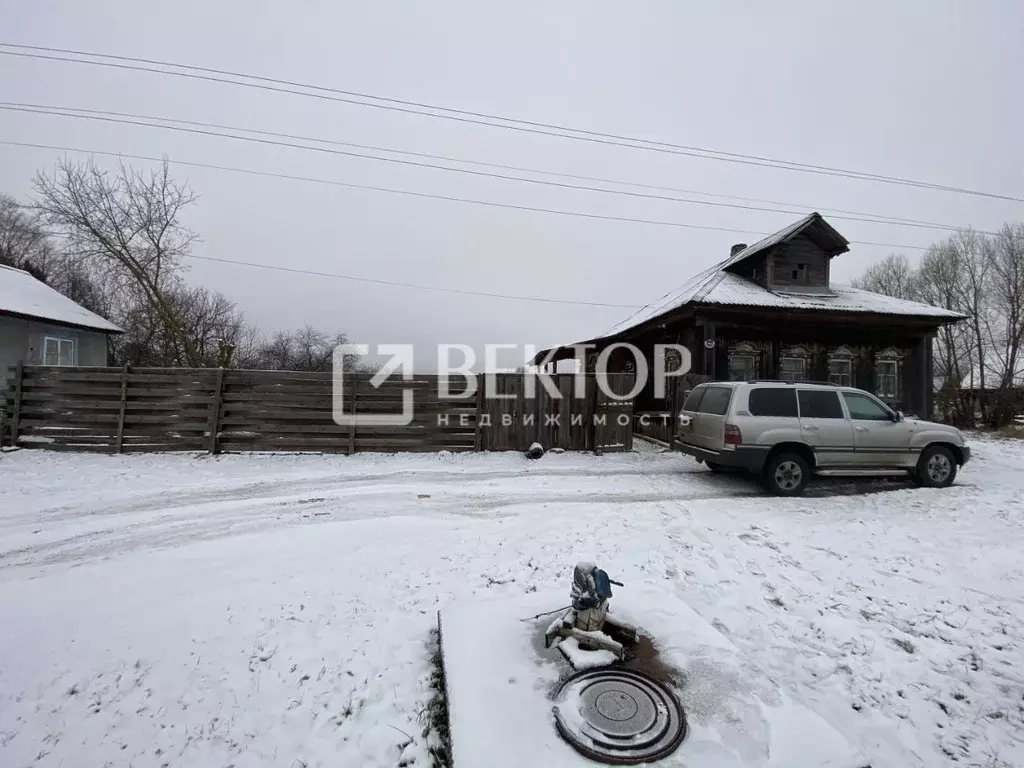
left=792, top=263, right=807, bottom=283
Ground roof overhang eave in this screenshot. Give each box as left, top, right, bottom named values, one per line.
left=0, top=309, right=124, bottom=334
left=531, top=305, right=696, bottom=365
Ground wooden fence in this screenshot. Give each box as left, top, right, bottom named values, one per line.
left=2, top=365, right=638, bottom=455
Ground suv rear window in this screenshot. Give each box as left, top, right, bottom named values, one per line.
left=797, top=389, right=844, bottom=419
left=681, top=387, right=705, bottom=412
left=749, top=387, right=798, bottom=417
left=697, top=386, right=732, bottom=415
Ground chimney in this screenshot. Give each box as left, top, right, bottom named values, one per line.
left=730, top=243, right=748, bottom=257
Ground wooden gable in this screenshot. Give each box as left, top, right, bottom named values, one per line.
left=767, top=233, right=831, bottom=289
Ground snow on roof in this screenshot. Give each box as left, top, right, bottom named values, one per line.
left=538, top=214, right=963, bottom=360
left=700, top=272, right=965, bottom=317
left=602, top=214, right=961, bottom=339
left=602, top=213, right=858, bottom=337
left=0, top=264, right=121, bottom=333
left=719, top=211, right=849, bottom=271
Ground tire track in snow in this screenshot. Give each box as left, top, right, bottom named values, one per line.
left=0, top=468, right=750, bottom=572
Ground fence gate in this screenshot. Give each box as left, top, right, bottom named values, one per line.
left=593, top=373, right=635, bottom=454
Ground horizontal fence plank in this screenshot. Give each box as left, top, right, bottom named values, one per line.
left=23, top=371, right=217, bottom=386
left=16, top=441, right=117, bottom=453
left=119, top=442, right=207, bottom=453
left=21, top=386, right=122, bottom=399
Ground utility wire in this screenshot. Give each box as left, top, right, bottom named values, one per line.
left=2, top=43, right=1021, bottom=204
left=39, top=218, right=638, bottom=308
left=0, top=139, right=930, bottom=251
left=1, top=101, right=982, bottom=236
left=184, top=255, right=641, bottom=308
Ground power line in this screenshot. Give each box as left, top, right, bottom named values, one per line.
left=2, top=42, right=1021, bottom=204
left=0, top=138, right=931, bottom=251
left=39, top=218, right=638, bottom=309
left=1, top=101, right=981, bottom=236
left=185, top=255, right=641, bottom=308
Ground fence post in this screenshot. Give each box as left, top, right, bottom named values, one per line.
left=115, top=363, right=130, bottom=454
left=348, top=375, right=359, bottom=455
left=474, top=373, right=484, bottom=451
left=667, top=378, right=679, bottom=451
left=208, top=367, right=225, bottom=455
left=8, top=362, right=23, bottom=448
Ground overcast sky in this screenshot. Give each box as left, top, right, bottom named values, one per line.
left=2, top=1, right=1022, bottom=370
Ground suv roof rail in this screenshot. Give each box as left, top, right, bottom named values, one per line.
left=745, top=379, right=837, bottom=385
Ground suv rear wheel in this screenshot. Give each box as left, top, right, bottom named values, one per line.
left=915, top=445, right=957, bottom=488
left=764, top=452, right=810, bottom=496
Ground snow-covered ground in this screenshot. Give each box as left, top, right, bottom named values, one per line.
left=0, top=439, right=1022, bottom=768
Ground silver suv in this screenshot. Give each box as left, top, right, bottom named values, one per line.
left=677, top=381, right=970, bottom=496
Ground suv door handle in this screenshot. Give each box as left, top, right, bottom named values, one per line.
left=803, top=424, right=819, bottom=431
left=855, top=426, right=869, bottom=432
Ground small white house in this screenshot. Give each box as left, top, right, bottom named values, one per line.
left=0, top=264, right=122, bottom=376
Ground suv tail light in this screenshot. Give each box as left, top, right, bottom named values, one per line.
left=724, top=424, right=742, bottom=447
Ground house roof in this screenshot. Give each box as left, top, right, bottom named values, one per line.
left=0, top=264, right=122, bottom=333
left=719, top=211, right=850, bottom=271
left=537, top=213, right=964, bottom=361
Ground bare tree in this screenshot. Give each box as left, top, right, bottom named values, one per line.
left=0, top=194, right=49, bottom=272
left=258, top=330, right=296, bottom=370
left=244, top=326, right=357, bottom=371
left=984, top=223, right=1024, bottom=388
left=33, top=158, right=202, bottom=366
left=173, top=287, right=247, bottom=367
left=852, top=225, right=1024, bottom=427
left=850, top=253, right=917, bottom=299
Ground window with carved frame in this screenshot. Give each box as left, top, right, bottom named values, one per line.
left=779, top=345, right=810, bottom=382
left=875, top=348, right=903, bottom=404
left=728, top=342, right=759, bottom=381
left=780, top=357, right=806, bottom=382
left=828, top=345, right=854, bottom=387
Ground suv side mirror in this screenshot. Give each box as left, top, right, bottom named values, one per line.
left=895, top=410, right=905, bottom=422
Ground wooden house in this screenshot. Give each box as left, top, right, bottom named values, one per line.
left=535, top=213, right=964, bottom=418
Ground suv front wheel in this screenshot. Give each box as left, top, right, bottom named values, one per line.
left=914, top=445, right=958, bottom=488
left=764, top=452, right=810, bottom=496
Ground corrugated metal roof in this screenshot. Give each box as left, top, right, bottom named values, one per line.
left=719, top=212, right=846, bottom=270
left=0, top=264, right=122, bottom=332
left=701, top=272, right=964, bottom=317
left=601, top=213, right=854, bottom=337
left=539, top=214, right=963, bottom=360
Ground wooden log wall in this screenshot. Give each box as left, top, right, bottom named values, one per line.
left=1, top=367, right=637, bottom=455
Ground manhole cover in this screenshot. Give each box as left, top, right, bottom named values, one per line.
left=552, top=668, right=686, bottom=764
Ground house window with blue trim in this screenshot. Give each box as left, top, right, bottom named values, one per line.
left=43, top=336, right=76, bottom=366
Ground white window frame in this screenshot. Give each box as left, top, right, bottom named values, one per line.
left=729, top=354, right=757, bottom=381
left=828, top=357, right=852, bottom=387
left=43, top=336, right=77, bottom=367
left=779, top=356, right=806, bottom=383
left=876, top=359, right=899, bottom=401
